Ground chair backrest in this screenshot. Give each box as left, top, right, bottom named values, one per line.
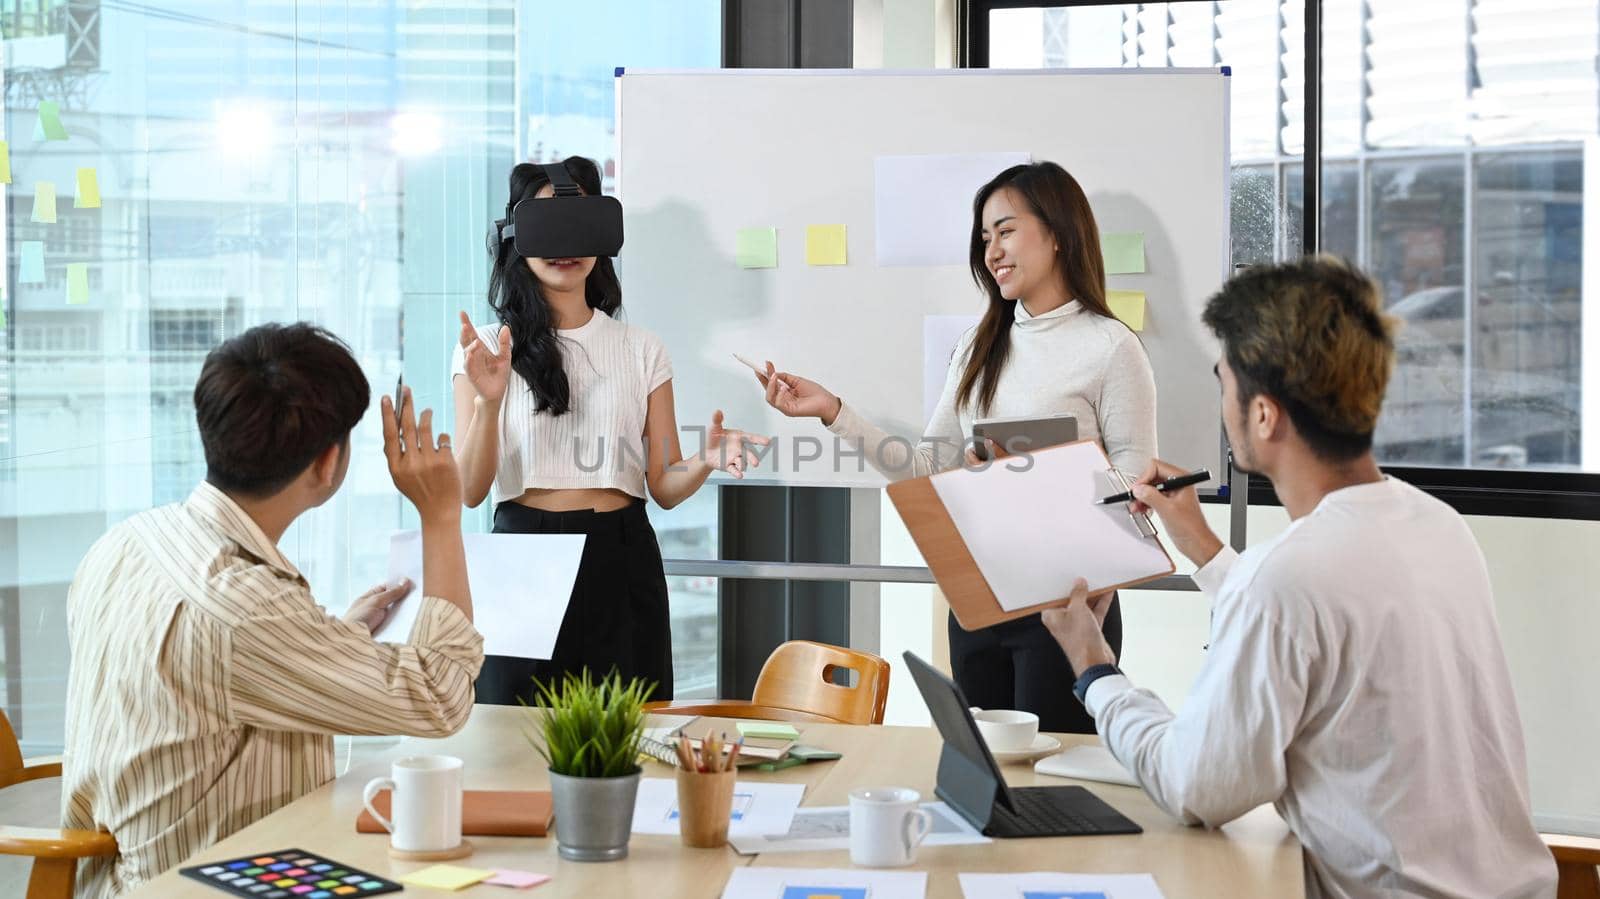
left=751, top=641, right=891, bottom=725
left=1, top=709, right=26, bottom=789
left=1544, top=832, right=1600, bottom=899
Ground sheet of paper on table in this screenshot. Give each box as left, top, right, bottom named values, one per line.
left=722, top=867, right=927, bottom=899
left=632, top=777, right=805, bottom=837
left=729, top=801, right=989, bottom=855
left=958, top=872, right=1166, bottom=899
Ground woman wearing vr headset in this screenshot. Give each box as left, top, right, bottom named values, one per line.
left=454, top=156, right=766, bottom=704
left=754, top=162, right=1156, bottom=734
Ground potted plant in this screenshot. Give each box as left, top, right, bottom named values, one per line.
left=525, top=669, right=654, bottom=862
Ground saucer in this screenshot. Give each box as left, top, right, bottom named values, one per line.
left=989, top=734, right=1062, bottom=764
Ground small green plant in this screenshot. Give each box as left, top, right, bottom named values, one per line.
left=524, top=669, right=655, bottom=779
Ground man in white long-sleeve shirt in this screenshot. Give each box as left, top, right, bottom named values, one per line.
left=1042, top=257, right=1556, bottom=899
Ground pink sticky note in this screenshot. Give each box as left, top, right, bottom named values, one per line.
left=484, top=870, right=551, bottom=889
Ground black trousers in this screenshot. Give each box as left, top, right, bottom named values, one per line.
left=475, top=499, right=674, bottom=706
left=948, top=596, right=1122, bottom=734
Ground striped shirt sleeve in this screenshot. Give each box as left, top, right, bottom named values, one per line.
left=226, top=588, right=484, bottom=738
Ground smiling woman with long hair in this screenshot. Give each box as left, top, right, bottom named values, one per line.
left=453, top=156, right=765, bottom=705
left=757, top=161, right=1157, bottom=733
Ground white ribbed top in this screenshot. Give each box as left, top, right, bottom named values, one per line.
left=452, top=311, right=672, bottom=503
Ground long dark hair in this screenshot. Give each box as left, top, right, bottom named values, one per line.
left=957, top=161, right=1116, bottom=413
left=487, top=156, right=622, bottom=416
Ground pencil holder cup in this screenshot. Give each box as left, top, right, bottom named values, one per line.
left=675, top=767, right=737, bottom=848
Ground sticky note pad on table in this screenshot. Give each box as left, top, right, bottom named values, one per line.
left=736, top=227, right=778, bottom=269
left=76, top=168, right=101, bottom=208
left=1101, top=232, right=1146, bottom=274
left=805, top=224, right=848, bottom=266
left=484, top=869, right=552, bottom=888
left=66, top=263, right=90, bottom=305
left=31, top=182, right=57, bottom=223
left=37, top=101, right=69, bottom=141
left=738, top=721, right=800, bottom=740
left=19, top=242, right=45, bottom=283
left=0, top=140, right=11, bottom=183
left=1107, top=289, right=1146, bottom=332
left=399, top=864, right=495, bottom=891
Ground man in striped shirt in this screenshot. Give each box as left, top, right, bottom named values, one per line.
left=61, top=324, right=485, bottom=899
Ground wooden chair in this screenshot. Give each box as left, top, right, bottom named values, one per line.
left=0, top=710, right=117, bottom=899
left=648, top=640, right=891, bottom=725
left=1545, top=832, right=1600, bottom=899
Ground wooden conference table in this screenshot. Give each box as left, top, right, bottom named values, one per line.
left=133, top=706, right=1303, bottom=899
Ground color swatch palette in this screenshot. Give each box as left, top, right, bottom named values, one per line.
left=180, top=849, right=401, bottom=898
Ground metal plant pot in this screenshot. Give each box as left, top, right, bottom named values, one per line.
left=548, top=768, right=641, bottom=862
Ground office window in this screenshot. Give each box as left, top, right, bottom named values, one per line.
left=981, top=0, right=1595, bottom=475
left=0, top=1, right=721, bottom=754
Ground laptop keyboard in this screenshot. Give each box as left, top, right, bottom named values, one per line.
left=999, top=787, right=1121, bottom=835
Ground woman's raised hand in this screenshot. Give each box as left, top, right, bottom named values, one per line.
left=458, top=310, right=511, bottom=404
left=756, top=361, right=842, bottom=425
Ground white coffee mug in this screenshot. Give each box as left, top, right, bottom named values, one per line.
left=361, top=755, right=464, bottom=852
left=970, top=707, right=1039, bottom=752
left=848, top=786, right=934, bottom=868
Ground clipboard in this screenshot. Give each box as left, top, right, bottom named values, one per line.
left=886, top=439, right=1175, bottom=631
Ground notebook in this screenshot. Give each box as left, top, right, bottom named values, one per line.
left=638, top=717, right=797, bottom=767
left=1033, top=745, right=1139, bottom=788
left=355, top=790, right=553, bottom=837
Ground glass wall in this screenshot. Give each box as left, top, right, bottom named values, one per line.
left=987, top=0, right=1593, bottom=472
left=0, top=1, right=720, bottom=754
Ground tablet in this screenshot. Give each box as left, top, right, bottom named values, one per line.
left=971, top=413, right=1078, bottom=461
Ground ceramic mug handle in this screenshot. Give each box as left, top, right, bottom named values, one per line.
left=361, top=777, right=397, bottom=834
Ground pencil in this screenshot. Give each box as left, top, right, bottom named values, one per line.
left=725, top=738, right=742, bottom=771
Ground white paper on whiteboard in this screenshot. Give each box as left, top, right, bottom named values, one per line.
left=874, top=151, right=1031, bottom=267
left=923, top=314, right=981, bottom=422
left=929, top=442, right=1170, bottom=611
left=377, top=531, right=584, bottom=659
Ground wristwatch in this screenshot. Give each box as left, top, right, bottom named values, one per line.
left=1073, top=662, right=1122, bottom=707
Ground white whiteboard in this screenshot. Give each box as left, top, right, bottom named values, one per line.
left=617, top=68, right=1229, bottom=487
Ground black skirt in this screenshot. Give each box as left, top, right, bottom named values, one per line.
left=475, top=498, right=674, bottom=705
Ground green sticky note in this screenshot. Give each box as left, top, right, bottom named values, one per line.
left=66, top=263, right=90, bottom=305
left=31, top=182, right=57, bottom=224
left=76, top=168, right=101, bottom=208
left=19, top=242, right=45, bottom=283
left=738, top=721, right=800, bottom=740
left=398, top=864, right=495, bottom=891
left=805, top=223, right=848, bottom=266
left=736, top=227, right=778, bottom=269
left=0, top=140, right=11, bottom=184
left=36, top=101, right=68, bottom=141
left=1107, top=289, right=1146, bottom=331
left=1101, top=231, right=1146, bottom=275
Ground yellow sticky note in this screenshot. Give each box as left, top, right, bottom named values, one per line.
left=398, top=864, right=495, bottom=891
left=31, top=182, right=57, bottom=224
left=0, top=140, right=11, bottom=184
left=66, top=263, right=90, bottom=305
left=1107, top=289, right=1146, bottom=331
left=76, top=168, right=101, bottom=208
left=805, top=224, right=847, bottom=266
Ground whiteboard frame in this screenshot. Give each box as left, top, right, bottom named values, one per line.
left=613, top=66, right=1243, bottom=576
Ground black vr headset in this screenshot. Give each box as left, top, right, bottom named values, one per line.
left=496, top=163, right=624, bottom=259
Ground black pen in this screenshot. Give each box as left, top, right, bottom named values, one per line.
left=393, top=373, right=404, bottom=427
left=1095, top=469, right=1211, bottom=505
